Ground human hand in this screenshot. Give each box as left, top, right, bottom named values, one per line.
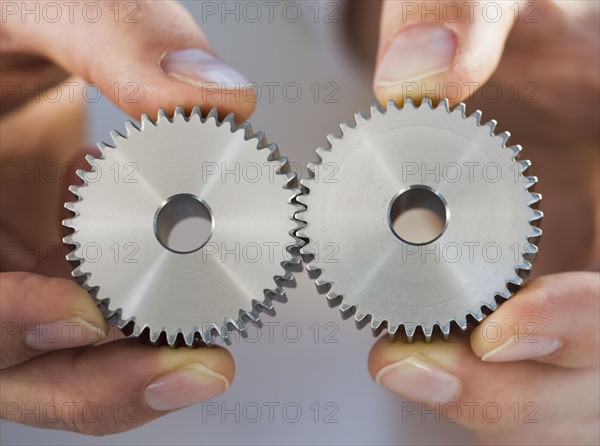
left=369, top=273, right=599, bottom=444
left=0, top=0, right=254, bottom=434
left=368, top=1, right=599, bottom=443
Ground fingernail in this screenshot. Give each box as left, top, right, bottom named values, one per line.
left=161, top=48, right=250, bottom=89
left=144, top=363, right=229, bottom=411
left=375, top=25, right=456, bottom=86
left=482, top=335, right=562, bottom=362
left=24, top=317, right=107, bottom=351
left=375, top=355, right=460, bottom=404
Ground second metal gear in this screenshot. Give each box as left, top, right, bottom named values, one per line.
left=297, top=98, right=542, bottom=341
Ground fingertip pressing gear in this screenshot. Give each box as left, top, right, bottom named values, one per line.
left=63, top=106, right=303, bottom=347
left=296, top=98, right=542, bottom=342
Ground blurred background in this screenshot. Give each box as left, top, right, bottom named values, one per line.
left=1, top=1, right=475, bottom=444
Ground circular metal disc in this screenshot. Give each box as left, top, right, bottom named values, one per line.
left=64, top=107, right=300, bottom=346
left=298, top=99, right=542, bottom=340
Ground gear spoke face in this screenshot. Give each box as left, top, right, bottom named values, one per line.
left=297, top=98, right=542, bottom=341
left=63, top=107, right=302, bottom=346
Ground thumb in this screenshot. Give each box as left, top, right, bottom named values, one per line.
left=373, top=0, right=519, bottom=105
left=1, top=1, right=255, bottom=120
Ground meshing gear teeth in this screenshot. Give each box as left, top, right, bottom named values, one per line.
left=296, top=98, right=542, bottom=342
left=63, top=106, right=302, bottom=347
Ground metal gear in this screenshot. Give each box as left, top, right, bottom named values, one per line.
left=296, top=98, right=542, bottom=341
left=64, top=106, right=301, bottom=346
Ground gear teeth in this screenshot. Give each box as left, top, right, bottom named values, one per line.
left=340, top=121, right=354, bottom=134
left=339, top=302, right=352, bottom=313
left=75, top=169, right=88, bottom=181
left=528, top=226, right=542, bottom=239
left=326, top=287, right=341, bottom=299
left=96, top=141, right=113, bottom=157
left=470, top=308, right=484, bottom=322
left=508, top=276, right=524, bottom=287
left=63, top=218, right=77, bottom=231
left=440, top=98, right=451, bottom=112
left=517, top=260, right=533, bottom=271
left=524, top=176, right=537, bottom=189
left=370, top=318, right=383, bottom=331
left=315, top=278, right=331, bottom=287
left=124, top=120, right=139, bottom=136
left=519, top=160, right=532, bottom=172
left=441, top=324, right=451, bottom=338
left=485, top=119, right=497, bottom=134
left=189, top=106, right=202, bottom=119
left=260, top=297, right=274, bottom=311
left=228, top=315, right=244, bottom=332
left=68, top=184, right=81, bottom=196
left=237, top=121, right=252, bottom=137
left=498, top=131, right=511, bottom=145
left=66, top=250, right=79, bottom=261
left=71, top=265, right=86, bottom=278
left=469, top=109, right=482, bottom=124
left=222, top=112, right=236, bottom=128
left=295, top=191, right=309, bottom=205
left=140, top=113, right=156, bottom=129
left=454, top=102, right=466, bottom=117
left=509, top=145, right=522, bottom=158
left=422, top=97, right=433, bottom=108
left=204, top=108, right=218, bottom=121
left=529, top=192, right=542, bottom=205
left=245, top=310, right=261, bottom=323
left=63, top=201, right=78, bottom=213
left=423, top=325, right=434, bottom=340
left=354, top=311, right=368, bottom=322
left=282, top=171, right=295, bottom=186
left=131, top=323, right=143, bottom=337
left=84, top=154, right=98, bottom=166
left=404, top=97, right=416, bottom=108
left=524, top=242, right=538, bottom=256
left=156, top=108, right=170, bottom=123
left=264, top=143, right=279, bottom=159
left=174, top=105, right=185, bottom=119
left=388, top=324, right=401, bottom=338
left=370, top=103, right=382, bottom=117
left=252, top=130, right=266, bottom=146
left=165, top=331, right=177, bottom=347
left=386, top=99, right=399, bottom=111
left=327, top=134, right=341, bottom=146
left=485, top=300, right=499, bottom=311
left=315, top=147, right=333, bottom=162
left=354, top=112, right=367, bottom=125
left=149, top=329, right=161, bottom=344
left=110, top=129, right=126, bottom=144
left=530, top=209, right=543, bottom=222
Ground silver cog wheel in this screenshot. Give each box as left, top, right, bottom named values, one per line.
left=64, top=106, right=301, bottom=346
left=297, top=98, right=542, bottom=341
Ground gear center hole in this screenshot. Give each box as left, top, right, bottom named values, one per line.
left=154, top=194, right=213, bottom=254
left=389, top=185, right=448, bottom=245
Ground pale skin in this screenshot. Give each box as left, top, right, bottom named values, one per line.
left=0, top=1, right=598, bottom=443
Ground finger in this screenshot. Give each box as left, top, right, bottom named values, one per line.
left=0, top=341, right=234, bottom=434
left=368, top=336, right=599, bottom=434
left=373, top=0, right=518, bottom=105
left=0, top=54, right=68, bottom=116
left=471, top=272, right=600, bottom=368
left=0, top=272, right=109, bottom=369
left=1, top=1, right=255, bottom=120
